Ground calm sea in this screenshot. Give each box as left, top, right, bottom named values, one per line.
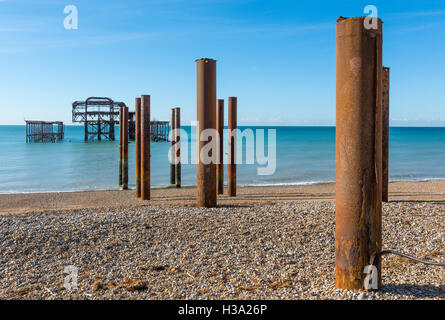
left=0, top=125, right=444, bottom=194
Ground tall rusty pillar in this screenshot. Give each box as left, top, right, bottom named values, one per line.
left=170, top=108, right=176, bottom=186
left=216, top=99, right=224, bottom=195
left=335, top=16, right=383, bottom=290
left=228, top=97, right=237, bottom=197
left=382, top=67, right=390, bottom=203
left=135, top=98, right=142, bottom=198
left=122, top=106, right=129, bottom=190
left=119, top=106, right=123, bottom=188
left=196, top=58, right=217, bottom=207
left=174, top=107, right=181, bottom=188
left=141, top=95, right=151, bottom=200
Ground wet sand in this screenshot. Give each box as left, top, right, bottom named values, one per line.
left=1, top=180, right=444, bottom=215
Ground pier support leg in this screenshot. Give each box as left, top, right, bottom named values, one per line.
left=122, top=107, right=129, bottom=190
left=216, top=99, right=224, bottom=195
left=170, top=108, right=176, bottom=186
left=228, top=97, right=237, bottom=197
left=382, top=67, right=390, bottom=203
left=335, top=16, right=383, bottom=290
left=175, top=107, right=181, bottom=188
left=196, top=58, right=217, bottom=208
left=119, top=106, right=123, bottom=188
left=141, top=95, right=151, bottom=200
left=135, top=98, right=142, bottom=198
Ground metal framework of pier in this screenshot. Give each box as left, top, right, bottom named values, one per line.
left=72, top=97, right=125, bottom=141
left=73, top=97, right=170, bottom=142
left=26, top=121, right=64, bottom=143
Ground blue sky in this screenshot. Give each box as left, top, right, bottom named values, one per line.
left=0, top=0, right=444, bottom=126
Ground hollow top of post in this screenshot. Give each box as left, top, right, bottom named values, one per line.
left=383, top=66, right=390, bottom=70
left=195, top=58, right=217, bottom=63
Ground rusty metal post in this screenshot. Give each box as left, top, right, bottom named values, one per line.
left=119, top=106, right=123, bottom=188
left=122, top=106, right=129, bottom=190
left=174, top=107, right=181, bottom=188
left=170, top=108, right=176, bottom=186
left=382, top=67, right=390, bottom=203
left=216, top=99, right=224, bottom=195
left=335, top=17, right=383, bottom=290
left=135, top=98, right=142, bottom=198
left=141, top=95, right=151, bottom=200
left=228, top=97, right=237, bottom=197
left=196, top=58, right=217, bottom=207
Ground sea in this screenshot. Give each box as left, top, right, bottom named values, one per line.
left=1, top=125, right=444, bottom=194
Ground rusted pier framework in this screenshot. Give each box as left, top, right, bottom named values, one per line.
left=72, top=97, right=124, bottom=141
left=335, top=16, right=383, bottom=290
left=26, top=121, right=64, bottom=143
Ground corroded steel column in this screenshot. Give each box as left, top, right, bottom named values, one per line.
left=175, top=107, right=181, bottom=188
left=122, top=106, right=129, bottom=190
left=141, top=95, right=151, bottom=200
left=216, top=99, right=224, bottom=195
left=119, top=106, right=123, bottom=188
left=170, top=108, right=176, bottom=186
left=135, top=98, right=142, bottom=198
left=335, top=16, right=383, bottom=290
left=196, top=58, right=217, bottom=207
left=382, top=67, right=390, bottom=203
left=228, top=97, right=237, bottom=197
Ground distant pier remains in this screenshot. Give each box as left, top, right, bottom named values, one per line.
left=73, top=97, right=169, bottom=142
left=26, top=121, right=64, bottom=143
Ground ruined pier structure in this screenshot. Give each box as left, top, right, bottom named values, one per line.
left=25, top=121, right=64, bottom=143
left=73, top=97, right=169, bottom=142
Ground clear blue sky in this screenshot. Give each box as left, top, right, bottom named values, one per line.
left=1, top=0, right=444, bottom=126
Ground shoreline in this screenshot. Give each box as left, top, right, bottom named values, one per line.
left=1, top=179, right=444, bottom=215
left=1, top=177, right=444, bottom=196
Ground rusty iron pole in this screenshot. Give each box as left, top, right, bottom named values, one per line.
left=122, top=106, right=129, bottom=190
left=335, top=17, right=383, bottom=290
left=382, top=67, right=390, bottom=203
left=216, top=99, right=224, bottom=195
left=196, top=58, right=217, bottom=207
left=119, top=106, right=123, bottom=188
left=228, top=97, right=237, bottom=197
left=135, top=98, right=142, bottom=198
left=170, top=108, right=176, bottom=186
left=174, top=107, right=181, bottom=188
left=141, top=95, right=151, bottom=200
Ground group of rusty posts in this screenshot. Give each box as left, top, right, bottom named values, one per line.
left=118, top=16, right=391, bottom=292
left=118, top=58, right=238, bottom=207
left=335, top=16, right=390, bottom=290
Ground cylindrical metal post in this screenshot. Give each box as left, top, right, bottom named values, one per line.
left=335, top=16, right=383, bottom=290
left=216, top=99, right=224, bottom=195
left=382, top=67, right=390, bottom=203
left=175, top=107, right=181, bottom=188
left=170, top=108, right=176, bottom=186
left=122, top=106, right=129, bottom=190
left=141, top=95, right=151, bottom=200
left=196, top=58, right=217, bottom=207
left=135, top=98, right=142, bottom=198
left=228, top=97, right=237, bottom=197
left=119, top=106, right=123, bottom=188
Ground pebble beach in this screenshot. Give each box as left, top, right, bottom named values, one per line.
left=0, top=181, right=444, bottom=300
